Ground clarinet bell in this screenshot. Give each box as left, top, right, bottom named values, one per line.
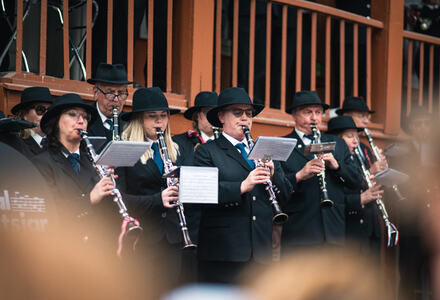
left=183, top=243, right=197, bottom=250
left=320, top=198, right=334, bottom=208
left=272, top=202, right=288, bottom=225
left=126, top=222, right=143, bottom=236
left=273, top=212, right=288, bottom=225
left=182, top=234, right=197, bottom=250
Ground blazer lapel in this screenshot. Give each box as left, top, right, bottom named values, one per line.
left=52, top=151, right=86, bottom=191
left=145, top=158, right=165, bottom=184
left=217, top=135, right=252, bottom=172
left=288, top=130, right=311, bottom=162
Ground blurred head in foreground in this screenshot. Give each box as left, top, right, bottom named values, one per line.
left=243, top=247, right=391, bottom=300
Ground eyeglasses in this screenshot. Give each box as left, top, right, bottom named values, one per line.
left=31, top=105, right=49, bottom=116
left=96, top=86, right=129, bottom=101
left=224, top=108, right=254, bottom=118
left=64, top=109, right=91, bottom=122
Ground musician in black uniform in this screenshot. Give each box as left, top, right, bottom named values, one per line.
left=173, top=91, right=218, bottom=166
left=116, top=87, right=191, bottom=295
left=336, top=96, right=388, bottom=174
left=281, top=91, right=363, bottom=251
left=194, top=87, right=292, bottom=284
left=87, top=63, right=132, bottom=141
left=33, top=93, right=119, bottom=244
left=172, top=91, right=218, bottom=281
left=327, top=115, right=382, bottom=257
left=11, top=87, right=53, bottom=157
left=0, top=114, right=36, bottom=158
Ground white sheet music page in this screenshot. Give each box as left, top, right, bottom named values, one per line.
left=95, top=141, right=151, bottom=167
left=248, top=136, right=297, bottom=162
left=179, top=166, right=218, bottom=204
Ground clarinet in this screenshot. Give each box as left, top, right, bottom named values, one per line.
left=242, top=126, right=288, bottom=225
left=353, top=147, right=399, bottom=247
left=112, top=106, right=120, bottom=141
left=311, top=124, right=334, bottom=208
left=156, top=128, right=197, bottom=249
left=363, top=129, right=406, bottom=201
left=212, top=127, right=221, bottom=139
left=78, top=130, right=143, bottom=238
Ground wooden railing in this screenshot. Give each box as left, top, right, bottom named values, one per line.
left=402, top=30, right=440, bottom=119
left=0, top=0, right=433, bottom=139
left=212, top=0, right=385, bottom=130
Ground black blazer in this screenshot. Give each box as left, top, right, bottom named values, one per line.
left=172, top=131, right=209, bottom=243
left=172, top=132, right=202, bottom=166
left=33, top=148, right=121, bottom=243
left=345, top=142, right=381, bottom=242
left=194, top=135, right=292, bottom=263
left=0, top=132, right=34, bottom=158
left=280, top=130, right=363, bottom=246
left=87, top=103, right=126, bottom=142
left=22, top=136, right=45, bottom=156
left=116, top=155, right=183, bottom=245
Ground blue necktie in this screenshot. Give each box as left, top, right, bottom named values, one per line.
left=304, top=134, right=315, bottom=143
left=236, top=143, right=255, bottom=169
left=151, top=142, right=164, bottom=174
left=105, top=119, right=114, bottom=131
left=68, top=153, right=80, bottom=175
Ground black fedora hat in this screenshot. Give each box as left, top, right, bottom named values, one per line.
left=336, top=96, right=375, bottom=115
left=87, top=63, right=133, bottom=85
left=286, top=90, right=329, bottom=113
left=207, top=87, right=264, bottom=127
left=327, top=116, right=362, bottom=134
left=40, top=93, right=98, bottom=135
left=121, top=87, right=180, bottom=121
left=11, top=87, right=53, bottom=115
left=183, top=91, right=218, bottom=120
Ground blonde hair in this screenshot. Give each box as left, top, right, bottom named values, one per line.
left=14, top=110, right=32, bottom=139
left=121, top=112, right=179, bottom=164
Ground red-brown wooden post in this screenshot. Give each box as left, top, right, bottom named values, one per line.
left=371, top=0, right=405, bottom=134
left=172, top=0, right=214, bottom=106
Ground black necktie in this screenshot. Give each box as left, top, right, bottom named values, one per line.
left=68, top=153, right=80, bottom=175
left=236, top=143, right=255, bottom=169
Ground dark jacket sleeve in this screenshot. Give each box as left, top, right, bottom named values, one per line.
left=272, top=161, right=294, bottom=206
left=115, top=166, right=163, bottom=217
left=345, top=191, right=362, bottom=212
left=194, top=144, right=243, bottom=207
left=331, top=139, right=364, bottom=189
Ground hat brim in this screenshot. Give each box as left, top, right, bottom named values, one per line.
left=327, top=126, right=363, bottom=135
left=183, top=105, right=216, bottom=120
left=286, top=103, right=330, bottom=114
left=41, top=103, right=98, bottom=135
left=87, top=78, right=133, bottom=85
left=335, top=108, right=375, bottom=116
left=121, top=107, right=181, bottom=121
left=207, top=103, right=265, bottom=128
left=11, top=99, right=53, bottom=115
left=0, top=119, right=36, bottom=133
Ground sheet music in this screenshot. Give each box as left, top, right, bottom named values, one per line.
left=248, top=137, right=297, bottom=162
left=304, top=142, right=336, bottom=156
left=374, top=168, right=409, bottom=187
left=96, top=141, right=151, bottom=167
left=88, top=136, right=107, bottom=152
left=179, top=166, right=218, bottom=204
